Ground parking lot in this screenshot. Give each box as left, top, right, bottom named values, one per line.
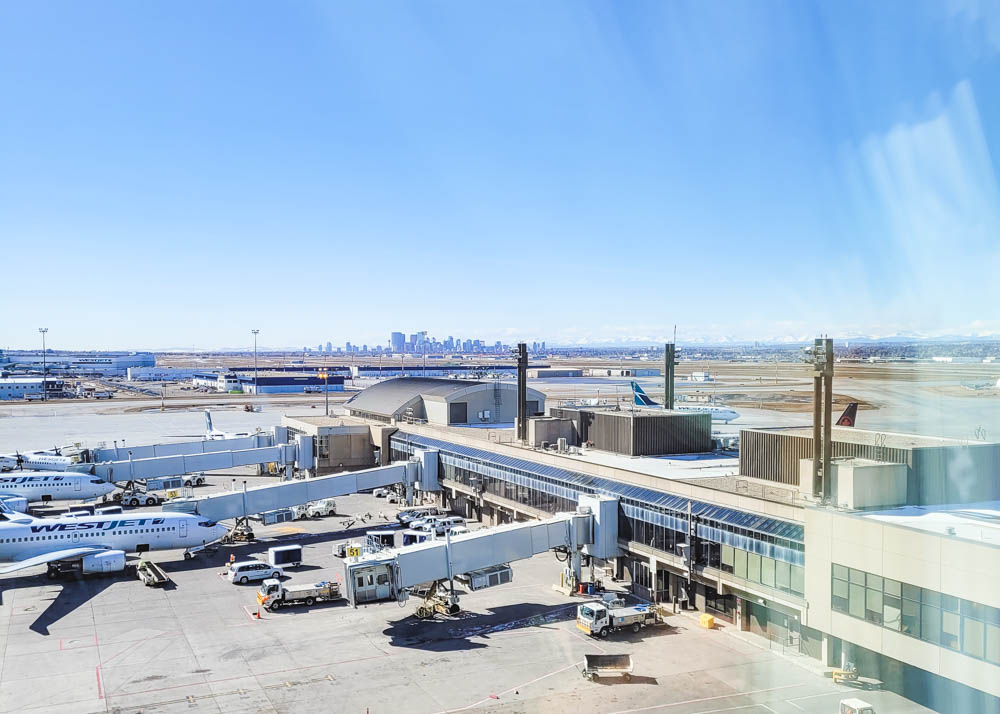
left=0, top=484, right=933, bottom=714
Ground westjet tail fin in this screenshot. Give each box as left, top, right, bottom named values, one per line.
left=836, top=402, right=859, bottom=427
left=631, top=381, right=658, bottom=407
left=204, top=410, right=214, bottom=435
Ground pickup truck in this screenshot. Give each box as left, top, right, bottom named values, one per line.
left=577, top=597, right=659, bottom=637
left=257, top=578, right=342, bottom=610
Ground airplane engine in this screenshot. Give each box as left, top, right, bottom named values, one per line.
left=82, top=550, right=126, bottom=574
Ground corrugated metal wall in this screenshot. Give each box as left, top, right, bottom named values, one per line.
left=631, top=412, right=712, bottom=455
left=550, top=409, right=711, bottom=455
left=738, top=429, right=1000, bottom=504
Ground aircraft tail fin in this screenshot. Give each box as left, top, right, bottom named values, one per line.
left=204, top=410, right=214, bottom=435
left=631, top=381, right=658, bottom=407
left=836, top=402, right=859, bottom=427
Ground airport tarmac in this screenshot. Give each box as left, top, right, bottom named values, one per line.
left=0, top=485, right=932, bottom=714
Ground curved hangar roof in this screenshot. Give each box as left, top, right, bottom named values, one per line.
left=345, top=377, right=544, bottom=421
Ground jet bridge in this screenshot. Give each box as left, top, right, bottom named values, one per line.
left=162, top=461, right=431, bottom=523
left=87, top=444, right=298, bottom=483
left=91, top=431, right=279, bottom=462
left=342, top=494, right=620, bottom=608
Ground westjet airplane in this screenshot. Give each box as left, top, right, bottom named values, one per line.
left=0, top=500, right=229, bottom=577
left=0, top=473, right=115, bottom=502
left=631, top=382, right=740, bottom=423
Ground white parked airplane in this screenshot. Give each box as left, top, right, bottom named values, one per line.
left=631, top=382, right=741, bottom=423
left=0, top=501, right=229, bottom=577
left=0, top=473, right=116, bottom=503
left=0, top=451, right=77, bottom=472
left=205, top=411, right=253, bottom=440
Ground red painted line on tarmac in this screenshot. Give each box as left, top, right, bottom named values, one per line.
left=96, top=666, right=104, bottom=700
left=59, top=639, right=63, bottom=651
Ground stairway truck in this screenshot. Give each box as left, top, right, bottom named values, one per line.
left=576, top=600, right=658, bottom=637
left=256, top=578, right=341, bottom=611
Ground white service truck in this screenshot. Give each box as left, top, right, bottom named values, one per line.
left=256, top=578, right=342, bottom=610
left=576, top=597, right=659, bottom=637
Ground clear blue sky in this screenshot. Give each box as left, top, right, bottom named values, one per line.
left=2, top=1, right=998, bottom=349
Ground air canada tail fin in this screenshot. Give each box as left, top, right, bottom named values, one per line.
left=631, top=381, right=658, bottom=407
left=204, top=410, right=214, bottom=435
left=836, top=402, right=859, bottom=427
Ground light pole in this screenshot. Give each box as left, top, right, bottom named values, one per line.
left=38, top=328, right=48, bottom=401
left=318, top=369, right=329, bottom=416
left=251, top=329, right=259, bottom=395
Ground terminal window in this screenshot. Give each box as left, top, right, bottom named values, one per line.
left=832, top=563, right=1000, bottom=665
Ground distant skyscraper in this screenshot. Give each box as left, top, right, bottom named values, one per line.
left=317, top=344, right=323, bottom=352
left=326, top=342, right=332, bottom=352
left=346, top=342, right=352, bottom=353
left=391, top=332, right=405, bottom=353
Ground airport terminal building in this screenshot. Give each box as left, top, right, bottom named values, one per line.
left=0, top=351, right=154, bottom=376
left=375, top=419, right=1000, bottom=711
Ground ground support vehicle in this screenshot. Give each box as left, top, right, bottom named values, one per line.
left=136, top=559, right=170, bottom=587
left=257, top=579, right=341, bottom=611
left=582, top=654, right=633, bottom=681
left=306, top=499, right=336, bottom=517
left=577, top=598, right=659, bottom=637
left=840, top=698, right=876, bottom=714
left=832, top=665, right=883, bottom=690
left=268, top=545, right=302, bottom=568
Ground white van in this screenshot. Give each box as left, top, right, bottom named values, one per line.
left=229, top=560, right=283, bottom=584
left=446, top=525, right=470, bottom=536
left=436, top=516, right=465, bottom=534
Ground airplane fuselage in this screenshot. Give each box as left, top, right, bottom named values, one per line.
left=0, top=473, right=115, bottom=502
left=0, top=453, right=75, bottom=471
left=0, top=512, right=229, bottom=563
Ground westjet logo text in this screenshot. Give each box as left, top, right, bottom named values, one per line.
left=29, top=518, right=166, bottom=533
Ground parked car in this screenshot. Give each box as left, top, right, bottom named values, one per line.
left=397, top=507, right=442, bottom=526
left=229, top=560, right=284, bottom=584
left=373, top=488, right=388, bottom=498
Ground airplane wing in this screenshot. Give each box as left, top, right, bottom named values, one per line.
left=0, top=547, right=110, bottom=574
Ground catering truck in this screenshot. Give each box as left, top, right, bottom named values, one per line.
left=576, top=596, right=659, bottom=637
left=256, top=579, right=342, bottom=611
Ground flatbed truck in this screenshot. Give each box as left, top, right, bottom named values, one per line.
left=577, top=597, right=659, bottom=637
left=256, top=578, right=342, bottom=611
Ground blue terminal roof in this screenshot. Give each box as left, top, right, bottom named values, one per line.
left=393, top=432, right=804, bottom=543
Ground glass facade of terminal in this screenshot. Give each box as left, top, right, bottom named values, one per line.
left=831, top=564, right=1000, bottom=665
left=391, top=433, right=806, bottom=578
